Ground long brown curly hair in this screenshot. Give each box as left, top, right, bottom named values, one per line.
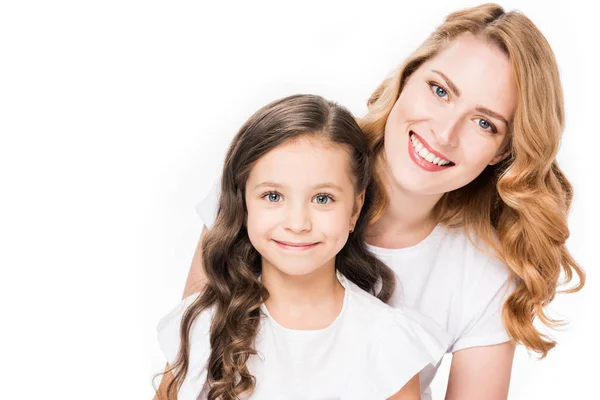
left=359, top=3, right=585, bottom=357
left=165, top=94, right=395, bottom=399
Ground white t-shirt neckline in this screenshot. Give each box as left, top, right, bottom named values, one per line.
left=259, top=270, right=349, bottom=335
left=365, top=223, right=445, bottom=255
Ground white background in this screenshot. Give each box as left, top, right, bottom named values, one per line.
left=1, top=1, right=598, bottom=399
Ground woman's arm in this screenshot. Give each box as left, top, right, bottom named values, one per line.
left=445, top=341, right=515, bottom=400
left=153, top=364, right=176, bottom=400
left=182, top=226, right=209, bottom=298
left=387, top=374, right=420, bottom=400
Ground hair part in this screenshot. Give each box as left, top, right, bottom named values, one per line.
left=359, top=3, right=584, bottom=357
left=163, top=94, right=395, bottom=399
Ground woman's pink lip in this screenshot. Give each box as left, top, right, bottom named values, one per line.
left=408, top=132, right=454, bottom=172
left=410, top=131, right=452, bottom=161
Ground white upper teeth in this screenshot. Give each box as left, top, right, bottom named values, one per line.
left=410, top=134, right=451, bottom=166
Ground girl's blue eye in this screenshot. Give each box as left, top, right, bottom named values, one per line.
left=313, top=194, right=332, bottom=205
left=430, top=83, right=448, bottom=100
left=474, top=118, right=497, bottom=133
left=264, top=192, right=282, bottom=202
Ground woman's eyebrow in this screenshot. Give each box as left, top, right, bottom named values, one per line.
left=475, top=106, right=509, bottom=126
left=432, top=69, right=461, bottom=97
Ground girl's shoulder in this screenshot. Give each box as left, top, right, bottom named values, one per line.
left=156, top=293, right=215, bottom=400
left=341, top=273, right=449, bottom=343
left=339, top=274, right=450, bottom=399
left=157, top=293, right=214, bottom=356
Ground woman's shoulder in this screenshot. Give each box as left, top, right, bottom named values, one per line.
left=437, top=225, right=512, bottom=280
left=195, top=179, right=221, bottom=229
left=435, top=227, right=517, bottom=352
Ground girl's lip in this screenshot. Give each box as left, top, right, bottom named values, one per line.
left=273, top=240, right=319, bottom=250
left=410, top=131, right=453, bottom=162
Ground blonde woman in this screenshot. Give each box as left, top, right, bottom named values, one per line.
left=160, top=3, right=584, bottom=399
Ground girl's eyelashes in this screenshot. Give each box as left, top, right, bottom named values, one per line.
left=262, top=191, right=283, bottom=202
left=428, top=81, right=449, bottom=101
left=260, top=192, right=335, bottom=204
left=312, top=193, right=334, bottom=205
left=474, top=118, right=498, bottom=134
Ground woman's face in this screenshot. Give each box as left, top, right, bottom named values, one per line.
left=384, top=33, right=517, bottom=196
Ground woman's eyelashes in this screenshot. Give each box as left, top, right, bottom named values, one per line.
left=261, top=191, right=335, bottom=204
left=428, top=81, right=449, bottom=101
left=473, top=118, right=498, bottom=134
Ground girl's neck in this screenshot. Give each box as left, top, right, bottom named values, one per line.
left=366, top=156, right=443, bottom=249
left=261, top=258, right=344, bottom=330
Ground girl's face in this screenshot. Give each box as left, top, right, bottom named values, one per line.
left=383, top=33, right=517, bottom=196
left=245, top=137, right=364, bottom=278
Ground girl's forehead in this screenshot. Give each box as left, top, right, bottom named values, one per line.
left=246, top=137, right=356, bottom=192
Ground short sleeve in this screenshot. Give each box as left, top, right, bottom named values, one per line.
left=156, top=293, right=213, bottom=400
left=194, top=180, right=221, bottom=229
left=450, top=256, right=516, bottom=353
left=342, top=308, right=450, bottom=400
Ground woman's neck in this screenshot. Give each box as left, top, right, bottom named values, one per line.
left=366, top=156, right=443, bottom=249
left=261, top=258, right=344, bottom=330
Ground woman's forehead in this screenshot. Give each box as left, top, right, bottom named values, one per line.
left=419, top=34, right=517, bottom=119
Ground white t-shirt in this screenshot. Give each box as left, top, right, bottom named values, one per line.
left=158, top=272, right=450, bottom=400
left=195, top=182, right=516, bottom=400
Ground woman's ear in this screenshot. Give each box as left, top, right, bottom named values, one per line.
left=350, top=190, right=366, bottom=231
left=489, top=150, right=510, bottom=165
left=489, top=136, right=512, bottom=165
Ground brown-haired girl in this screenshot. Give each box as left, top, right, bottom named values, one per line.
left=179, top=4, right=584, bottom=399
left=156, top=94, right=448, bottom=399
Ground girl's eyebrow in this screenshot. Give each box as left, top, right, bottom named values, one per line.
left=253, top=181, right=286, bottom=190
left=313, top=183, right=344, bottom=192
left=252, top=182, right=344, bottom=192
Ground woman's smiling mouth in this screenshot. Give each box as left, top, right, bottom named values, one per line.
left=408, top=131, right=455, bottom=172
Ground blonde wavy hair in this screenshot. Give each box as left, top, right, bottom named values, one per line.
left=360, top=3, right=584, bottom=357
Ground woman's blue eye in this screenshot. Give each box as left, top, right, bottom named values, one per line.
left=430, top=83, right=448, bottom=100
left=265, top=192, right=282, bottom=202
left=474, top=118, right=497, bottom=133
left=313, top=195, right=332, bottom=205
